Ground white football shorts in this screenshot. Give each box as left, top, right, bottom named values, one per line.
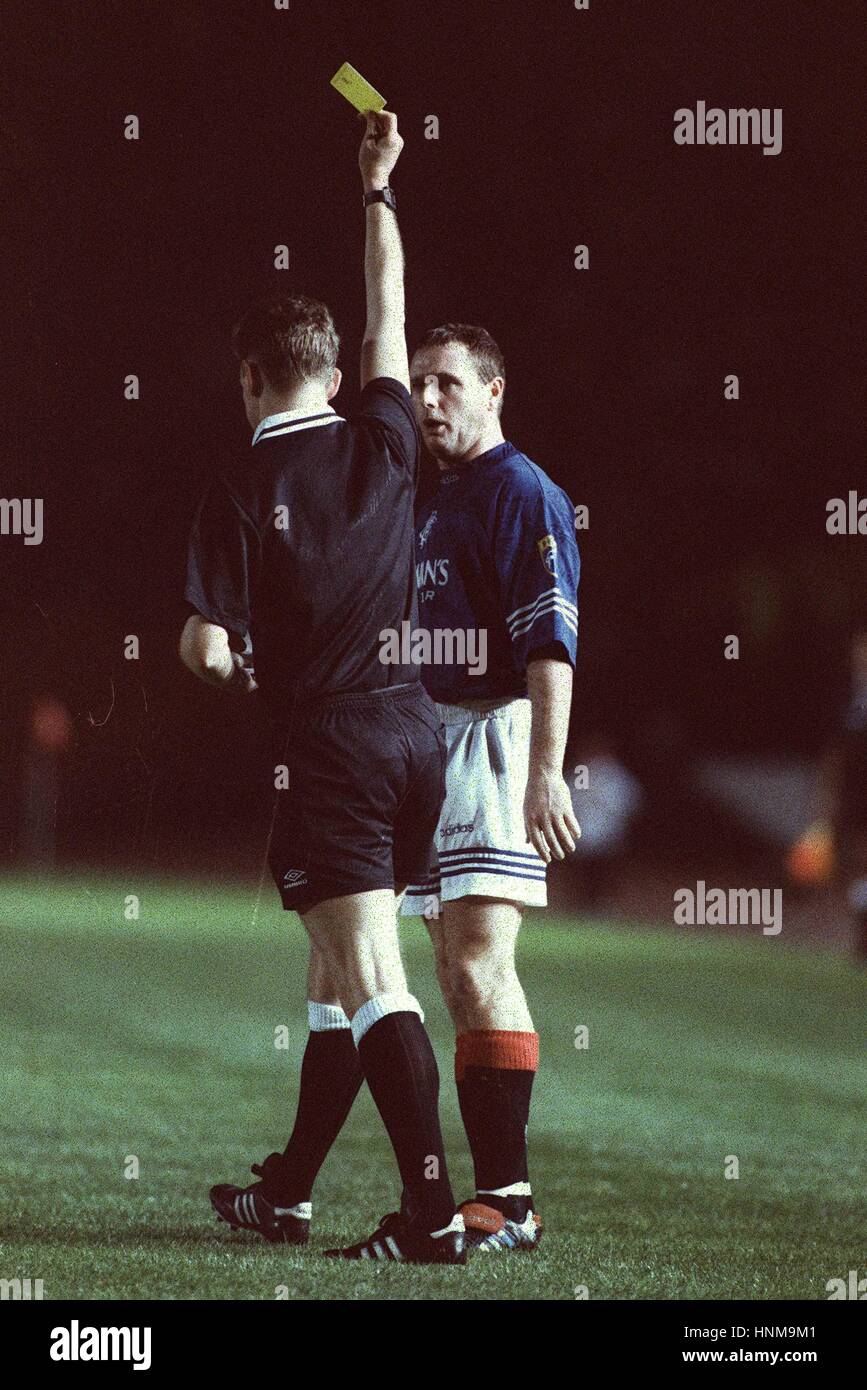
left=401, top=696, right=547, bottom=918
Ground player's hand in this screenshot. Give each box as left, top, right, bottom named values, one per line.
left=229, top=650, right=258, bottom=695
left=359, top=109, right=403, bottom=188
left=523, top=767, right=581, bottom=864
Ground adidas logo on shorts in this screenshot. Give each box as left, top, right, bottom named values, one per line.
left=441, top=820, right=476, bottom=837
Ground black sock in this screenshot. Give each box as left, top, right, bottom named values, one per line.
left=274, top=1028, right=363, bottom=1203
left=356, top=1010, right=455, bottom=1232
left=457, top=1067, right=536, bottom=1219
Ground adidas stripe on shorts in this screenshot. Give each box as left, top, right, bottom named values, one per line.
left=401, top=696, right=547, bottom=916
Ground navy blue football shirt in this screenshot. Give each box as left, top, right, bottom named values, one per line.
left=414, top=440, right=580, bottom=703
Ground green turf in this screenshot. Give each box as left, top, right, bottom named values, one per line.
left=1, top=871, right=864, bottom=1300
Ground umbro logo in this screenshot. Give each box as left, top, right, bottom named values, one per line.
left=282, top=869, right=308, bottom=888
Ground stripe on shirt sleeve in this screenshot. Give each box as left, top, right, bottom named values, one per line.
left=507, top=585, right=578, bottom=640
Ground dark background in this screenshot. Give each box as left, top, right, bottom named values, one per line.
left=2, top=0, right=863, bottom=878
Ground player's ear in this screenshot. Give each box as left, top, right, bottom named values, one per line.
left=489, top=377, right=505, bottom=412
left=327, top=367, right=342, bottom=401
left=242, top=359, right=265, bottom=399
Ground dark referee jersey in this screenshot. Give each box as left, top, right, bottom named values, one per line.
left=183, top=378, right=421, bottom=719
left=414, top=440, right=580, bottom=704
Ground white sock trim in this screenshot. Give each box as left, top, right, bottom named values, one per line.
left=351, top=991, right=425, bottom=1047
left=430, top=1213, right=465, bottom=1237
left=308, top=1001, right=351, bottom=1032
left=478, top=1181, right=532, bottom=1198
left=273, top=1201, right=312, bottom=1219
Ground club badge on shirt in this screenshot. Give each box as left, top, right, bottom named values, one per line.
left=537, top=534, right=557, bottom=576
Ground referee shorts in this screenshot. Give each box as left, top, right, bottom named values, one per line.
left=267, top=681, right=446, bottom=916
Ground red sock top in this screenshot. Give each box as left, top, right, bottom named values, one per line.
left=455, top=1029, right=539, bottom=1080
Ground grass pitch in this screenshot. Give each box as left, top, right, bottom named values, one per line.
left=1, top=872, right=864, bottom=1300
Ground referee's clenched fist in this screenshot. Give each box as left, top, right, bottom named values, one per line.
left=358, top=108, right=403, bottom=186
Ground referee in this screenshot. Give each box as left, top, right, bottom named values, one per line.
left=179, top=112, right=464, bottom=1265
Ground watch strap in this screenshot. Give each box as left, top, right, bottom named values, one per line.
left=363, top=186, right=397, bottom=211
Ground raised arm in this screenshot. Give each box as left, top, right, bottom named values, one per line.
left=358, top=110, right=408, bottom=390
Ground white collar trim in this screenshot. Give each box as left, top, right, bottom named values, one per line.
left=252, top=405, right=342, bottom=445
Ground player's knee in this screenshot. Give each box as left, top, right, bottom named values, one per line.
left=448, top=952, right=508, bottom=1014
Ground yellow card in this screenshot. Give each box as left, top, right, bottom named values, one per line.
left=330, top=62, right=386, bottom=114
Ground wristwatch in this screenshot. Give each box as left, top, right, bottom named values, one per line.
left=363, top=186, right=397, bottom=211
